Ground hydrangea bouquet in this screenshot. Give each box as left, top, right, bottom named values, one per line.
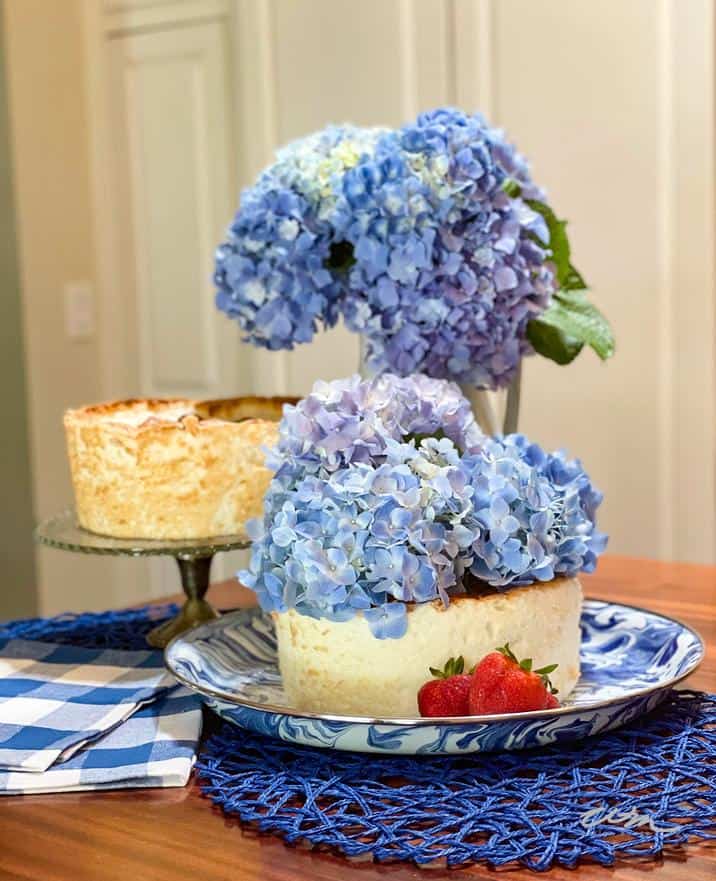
left=241, top=374, right=606, bottom=639
left=215, top=108, right=614, bottom=391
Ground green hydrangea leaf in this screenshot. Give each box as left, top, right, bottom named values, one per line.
left=554, top=290, right=616, bottom=359
left=526, top=318, right=584, bottom=365
left=562, top=263, right=587, bottom=291
left=504, top=187, right=588, bottom=288
left=540, top=290, right=615, bottom=361
left=525, top=199, right=571, bottom=285
left=502, top=186, right=615, bottom=364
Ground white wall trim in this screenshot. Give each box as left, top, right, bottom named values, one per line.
left=398, top=0, right=419, bottom=119
left=104, top=0, right=230, bottom=36
left=232, top=0, right=278, bottom=181
left=406, top=1, right=453, bottom=114
left=656, top=0, right=676, bottom=561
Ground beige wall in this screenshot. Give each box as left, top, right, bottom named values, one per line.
left=3, top=0, right=131, bottom=614
left=491, top=2, right=670, bottom=559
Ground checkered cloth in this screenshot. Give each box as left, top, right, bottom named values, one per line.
left=0, top=638, right=202, bottom=794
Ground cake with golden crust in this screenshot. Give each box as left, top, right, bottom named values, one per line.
left=64, top=396, right=295, bottom=540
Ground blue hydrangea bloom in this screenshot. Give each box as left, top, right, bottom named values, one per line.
left=240, top=437, right=478, bottom=639
left=215, top=108, right=556, bottom=389
left=340, top=109, right=554, bottom=388
left=214, top=125, right=383, bottom=350
left=463, top=434, right=608, bottom=587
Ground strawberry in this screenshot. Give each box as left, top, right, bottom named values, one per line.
left=417, top=656, right=472, bottom=717
left=468, top=643, right=560, bottom=715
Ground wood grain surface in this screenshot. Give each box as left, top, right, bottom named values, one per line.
left=0, top=555, right=713, bottom=880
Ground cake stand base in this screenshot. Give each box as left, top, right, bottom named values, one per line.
left=34, top=511, right=250, bottom=649
left=147, top=556, right=218, bottom=649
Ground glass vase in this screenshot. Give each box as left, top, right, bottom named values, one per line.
left=359, top=337, right=521, bottom=435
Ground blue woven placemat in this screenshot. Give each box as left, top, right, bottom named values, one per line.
left=1, top=605, right=714, bottom=870
left=0, top=603, right=179, bottom=651
left=196, top=691, right=716, bottom=870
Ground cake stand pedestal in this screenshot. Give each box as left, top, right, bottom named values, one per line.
left=35, top=510, right=250, bottom=648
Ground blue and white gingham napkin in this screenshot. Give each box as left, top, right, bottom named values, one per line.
left=0, top=638, right=202, bottom=794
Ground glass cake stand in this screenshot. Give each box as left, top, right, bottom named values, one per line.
left=35, top=510, right=250, bottom=648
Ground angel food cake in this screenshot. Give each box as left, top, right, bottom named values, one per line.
left=241, top=374, right=606, bottom=718
left=64, top=395, right=296, bottom=540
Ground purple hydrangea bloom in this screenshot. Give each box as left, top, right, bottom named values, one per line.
left=215, top=109, right=556, bottom=389
left=341, top=109, right=554, bottom=388
left=268, top=372, right=484, bottom=480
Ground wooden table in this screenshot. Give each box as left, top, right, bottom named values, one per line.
left=0, top=555, right=713, bottom=880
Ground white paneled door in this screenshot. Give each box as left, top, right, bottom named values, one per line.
left=107, top=16, right=243, bottom=401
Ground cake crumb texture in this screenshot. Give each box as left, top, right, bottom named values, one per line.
left=64, top=398, right=284, bottom=539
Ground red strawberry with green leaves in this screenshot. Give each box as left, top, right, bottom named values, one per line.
left=468, top=643, right=560, bottom=715
left=417, top=656, right=472, bottom=717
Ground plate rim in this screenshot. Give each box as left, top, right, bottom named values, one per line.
left=164, top=597, right=705, bottom=727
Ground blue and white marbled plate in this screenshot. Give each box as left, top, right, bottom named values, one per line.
left=165, top=600, right=704, bottom=755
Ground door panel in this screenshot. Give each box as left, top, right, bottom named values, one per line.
left=108, top=19, right=243, bottom=401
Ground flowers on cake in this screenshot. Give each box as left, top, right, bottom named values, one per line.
left=240, top=375, right=606, bottom=638
left=243, top=437, right=475, bottom=639
left=215, top=107, right=614, bottom=389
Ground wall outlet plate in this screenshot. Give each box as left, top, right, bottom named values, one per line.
left=64, top=281, right=95, bottom=340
